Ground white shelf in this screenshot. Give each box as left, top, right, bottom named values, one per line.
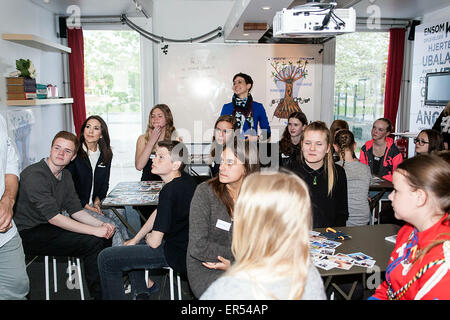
left=6, top=98, right=73, bottom=106
left=2, top=33, right=71, bottom=53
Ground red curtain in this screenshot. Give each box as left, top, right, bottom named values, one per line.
left=383, top=28, right=406, bottom=132
left=67, top=27, right=86, bottom=136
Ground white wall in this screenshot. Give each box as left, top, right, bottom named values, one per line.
left=407, top=4, right=450, bottom=157
left=0, top=0, right=68, bottom=170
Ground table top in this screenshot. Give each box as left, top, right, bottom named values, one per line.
left=314, top=224, right=400, bottom=277
left=101, top=181, right=164, bottom=207
left=369, top=177, right=394, bottom=191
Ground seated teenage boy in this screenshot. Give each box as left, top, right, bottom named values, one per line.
left=97, top=140, right=197, bottom=300
left=13, top=131, right=116, bottom=300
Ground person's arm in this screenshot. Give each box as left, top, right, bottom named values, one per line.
left=124, top=208, right=157, bottom=245
left=257, top=103, right=271, bottom=141
left=135, top=129, right=162, bottom=171
left=0, top=174, right=18, bottom=232
left=49, top=212, right=114, bottom=239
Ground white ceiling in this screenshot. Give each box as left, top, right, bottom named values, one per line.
left=28, top=0, right=450, bottom=40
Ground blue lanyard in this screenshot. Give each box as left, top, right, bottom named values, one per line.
left=385, top=229, right=418, bottom=284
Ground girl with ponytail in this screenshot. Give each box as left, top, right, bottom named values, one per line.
left=333, top=129, right=372, bottom=226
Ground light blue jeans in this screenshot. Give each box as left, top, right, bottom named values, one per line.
left=0, top=232, right=29, bottom=300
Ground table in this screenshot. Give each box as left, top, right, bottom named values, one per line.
left=369, top=177, right=394, bottom=224
left=314, top=224, right=400, bottom=299
left=101, top=181, right=164, bottom=235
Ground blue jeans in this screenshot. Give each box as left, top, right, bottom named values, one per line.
left=97, top=242, right=168, bottom=300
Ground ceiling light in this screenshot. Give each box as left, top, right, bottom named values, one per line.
left=243, top=33, right=249, bottom=36
left=261, top=6, right=271, bottom=10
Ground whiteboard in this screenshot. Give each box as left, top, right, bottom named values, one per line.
left=158, top=43, right=323, bottom=142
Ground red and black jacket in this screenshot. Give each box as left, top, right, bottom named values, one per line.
left=359, top=137, right=403, bottom=182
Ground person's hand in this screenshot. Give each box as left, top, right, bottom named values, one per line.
left=0, top=199, right=14, bottom=233
left=202, top=256, right=231, bottom=271
left=85, top=204, right=103, bottom=215
left=93, top=201, right=103, bottom=215
left=148, top=126, right=162, bottom=147
left=95, top=223, right=115, bottom=239
left=124, top=237, right=138, bottom=246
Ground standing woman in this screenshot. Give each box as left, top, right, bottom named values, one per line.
left=359, top=118, right=403, bottom=182
left=135, top=104, right=178, bottom=181
left=370, top=154, right=450, bottom=300
left=200, top=171, right=326, bottom=300
left=333, top=129, right=372, bottom=226
left=432, top=101, right=450, bottom=150
left=220, top=73, right=271, bottom=141
left=290, top=121, right=349, bottom=228
left=414, top=129, right=444, bottom=155
left=187, top=136, right=259, bottom=298
left=279, top=111, right=308, bottom=169
left=209, top=115, right=235, bottom=177
left=67, top=115, right=129, bottom=246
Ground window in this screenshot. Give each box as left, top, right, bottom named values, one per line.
left=84, top=30, right=142, bottom=189
left=334, top=32, right=389, bottom=154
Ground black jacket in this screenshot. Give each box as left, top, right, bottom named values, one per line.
left=66, top=152, right=112, bottom=207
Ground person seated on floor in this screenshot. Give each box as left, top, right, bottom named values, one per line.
left=13, top=131, right=116, bottom=300
left=369, top=153, right=450, bottom=300
left=67, top=115, right=134, bottom=245
left=200, top=171, right=326, bottom=300
left=97, top=140, right=197, bottom=300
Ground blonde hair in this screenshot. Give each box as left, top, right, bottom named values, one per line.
left=227, top=171, right=311, bottom=300
left=301, top=121, right=336, bottom=196
left=144, top=104, right=176, bottom=149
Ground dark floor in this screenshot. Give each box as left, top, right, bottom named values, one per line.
left=25, top=255, right=195, bottom=300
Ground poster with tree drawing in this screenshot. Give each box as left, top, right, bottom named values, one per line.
left=266, top=57, right=314, bottom=138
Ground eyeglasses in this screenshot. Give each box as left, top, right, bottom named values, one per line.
left=414, top=138, right=429, bottom=146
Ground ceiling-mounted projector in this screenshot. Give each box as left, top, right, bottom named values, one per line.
left=273, top=2, right=356, bottom=38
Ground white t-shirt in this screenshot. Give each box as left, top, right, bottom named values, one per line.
left=83, top=144, right=100, bottom=206
left=0, top=114, right=20, bottom=247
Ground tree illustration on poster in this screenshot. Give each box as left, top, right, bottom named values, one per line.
left=270, top=58, right=308, bottom=119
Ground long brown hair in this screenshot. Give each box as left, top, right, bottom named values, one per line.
left=144, top=104, right=176, bottom=149
left=334, top=129, right=356, bottom=167
left=208, top=136, right=260, bottom=216
left=396, top=154, right=450, bottom=264
left=279, top=111, right=308, bottom=156
left=78, top=115, right=113, bottom=164
left=300, top=121, right=336, bottom=196
left=210, top=114, right=235, bottom=158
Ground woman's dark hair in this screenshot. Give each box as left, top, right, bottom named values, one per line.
left=79, top=115, right=113, bottom=165
left=418, top=129, right=444, bottom=153
left=279, top=111, right=308, bottom=156
left=330, top=119, right=349, bottom=145
left=208, top=135, right=260, bottom=217
left=233, top=73, right=253, bottom=92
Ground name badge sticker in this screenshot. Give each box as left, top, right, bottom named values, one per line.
left=216, top=219, right=231, bottom=232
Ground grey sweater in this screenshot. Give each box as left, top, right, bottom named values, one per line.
left=186, top=181, right=234, bottom=298
left=336, top=160, right=372, bottom=226
left=200, top=263, right=327, bottom=300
